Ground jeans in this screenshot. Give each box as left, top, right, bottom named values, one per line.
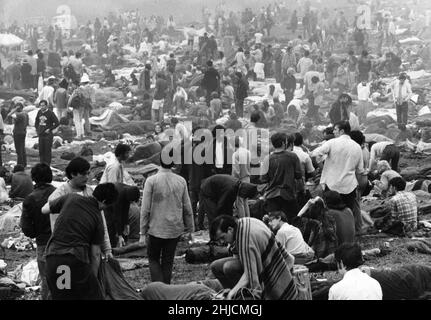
left=46, top=254, right=103, bottom=300
left=396, top=102, right=408, bottom=126
left=83, top=107, right=91, bottom=135
left=13, top=133, right=26, bottom=167
left=210, top=257, right=243, bottom=289
left=73, top=108, right=84, bottom=138
left=235, top=99, right=244, bottom=118
left=151, top=108, right=164, bottom=123
left=147, top=235, right=179, bottom=284
left=198, top=193, right=219, bottom=229
left=39, top=134, right=53, bottom=165
left=37, top=245, right=50, bottom=300
left=381, top=144, right=400, bottom=172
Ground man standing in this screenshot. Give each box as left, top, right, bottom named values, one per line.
left=313, top=121, right=366, bottom=232
left=7, top=102, right=28, bottom=168
left=139, top=154, right=194, bottom=284
left=234, top=72, right=249, bottom=118
left=232, top=136, right=251, bottom=218
left=281, top=68, right=296, bottom=107
left=20, top=163, right=56, bottom=300
left=35, top=100, right=59, bottom=165
left=261, top=133, right=302, bottom=222
left=26, top=50, right=38, bottom=90
left=202, top=60, right=220, bottom=105
left=37, top=76, right=55, bottom=108
left=44, top=184, right=119, bottom=300
left=152, top=72, right=168, bottom=123
left=391, top=73, right=412, bottom=129
left=100, top=143, right=134, bottom=186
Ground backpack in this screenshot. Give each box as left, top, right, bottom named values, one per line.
left=70, top=91, right=85, bottom=109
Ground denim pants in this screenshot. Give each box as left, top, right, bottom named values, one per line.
left=235, top=99, right=244, bottom=118
left=210, top=257, right=243, bottom=289
left=147, top=235, right=180, bottom=284
left=339, top=188, right=362, bottom=233
left=396, top=101, right=408, bottom=126
left=37, top=245, right=50, bottom=300
left=13, top=133, right=26, bottom=167
left=39, top=134, right=53, bottom=165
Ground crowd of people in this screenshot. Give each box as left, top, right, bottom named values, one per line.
left=0, top=0, right=430, bottom=301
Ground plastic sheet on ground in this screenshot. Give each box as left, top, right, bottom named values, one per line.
left=418, top=106, right=431, bottom=116
left=89, top=109, right=129, bottom=130
left=20, top=260, right=39, bottom=287
left=416, top=140, right=431, bottom=154
left=0, top=203, right=22, bottom=234
left=366, top=108, right=397, bottom=122
left=399, top=37, right=424, bottom=44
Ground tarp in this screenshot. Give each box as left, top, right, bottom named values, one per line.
left=98, top=259, right=143, bottom=300
left=0, top=34, right=24, bottom=48
left=89, top=109, right=129, bottom=130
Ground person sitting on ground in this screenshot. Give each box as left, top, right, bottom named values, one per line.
left=210, top=215, right=298, bottom=300
left=372, top=160, right=401, bottom=197
left=296, top=196, right=338, bottom=259
left=9, top=165, right=33, bottom=199
left=266, top=211, right=315, bottom=264
left=328, top=243, right=382, bottom=300
left=383, top=177, right=418, bottom=235
left=224, top=112, right=242, bottom=132
left=261, top=100, right=275, bottom=126
left=56, top=116, right=74, bottom=143
left=209, top=91, right=222, bottom=121
left=323, top=190, right=355, bottom=245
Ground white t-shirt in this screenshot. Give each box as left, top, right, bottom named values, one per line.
left=275, top=223, right=314, bottom=256
left=329, top=268, right=383, bottom=300
left=357, top=83, right=371, bottom=101
left=255, top=32, right=263, bottom=44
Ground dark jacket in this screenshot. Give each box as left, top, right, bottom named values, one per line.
left=235, top=78, right=249, bottom=100
left=103, top=183, right=139, bottom=247
left=35, top=108, right=59, bottom=136
left=281, top=74, right=297, bottom=93
left=200, top=175, right=241, bottom=216
left=9, top=172, right=33, bottom=199
left=20, top=183, right=56, bottom=245
left=139, top=69, right=151, bottom=91
left=202, top=67, right=220, bottom=93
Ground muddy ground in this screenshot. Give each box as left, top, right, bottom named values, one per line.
left=1, top=145, right=431, bottom=300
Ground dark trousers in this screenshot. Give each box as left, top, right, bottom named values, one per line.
left=46, top=254, right=103, bottom=300
left=381, top=144, right=400, bottom=172
left=55, top=40, right=63, bottom=52
left=39, top=134, right=53, bottom=165
left=14, top=133, right=27, bottom=167
left=396, top=102, right=408, bottom=126
left=338, top=188, right=362, bottom=232
left=235, top=99, right=244, bottom=118
left=264, top=196, right=299, bottom=223
left=147, top=235, right=179, bottom=284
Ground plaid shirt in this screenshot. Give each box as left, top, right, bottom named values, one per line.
left=389, top=191, right=418, bottom=232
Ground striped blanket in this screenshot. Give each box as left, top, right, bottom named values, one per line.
left=237, top=218, right=298, bottom=300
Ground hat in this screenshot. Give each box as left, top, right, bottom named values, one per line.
left=80, top=73, right=90, bottom=83
left=48, top=76, right=56, bottom=80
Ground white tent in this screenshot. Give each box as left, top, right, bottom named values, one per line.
left=0, top=34, right=24, bottom=48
